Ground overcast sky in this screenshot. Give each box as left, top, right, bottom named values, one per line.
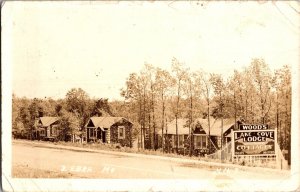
left=3, top=1, right=299, bottom=101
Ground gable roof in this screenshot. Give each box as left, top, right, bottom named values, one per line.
left=193, top=118, right=236, bottom=136
left=158, top=118, right=236, bottom=136
left=86, top=116, right=132, bottom=129
left=39, top=117, right=60, bottom=127
left=160, top=118, right=191, bottom=135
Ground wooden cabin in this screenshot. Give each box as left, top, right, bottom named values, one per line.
left=156, top=118, right=191, bottom=153
left=157, top=118, right=242, bottom=154
left=193, top=118, right=242, bottom=151
left=35, top=116, right=60, bottom=141
left=85, top=116, right=133, bottom=147
left=192, top=119, right=209, bottom=152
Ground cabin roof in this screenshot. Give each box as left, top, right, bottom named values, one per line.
left=164, top=118, right=190, bottom=135
left=193, top=118, right=235, bottom=137
left=39, top=117, right=60, bottom=127
left=159, top=118, right=236, bottom=136
left=86, top=116, right=132, bottom=129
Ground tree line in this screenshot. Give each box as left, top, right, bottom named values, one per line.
left=12, top=88, right=130, bottom=141
left=120, top=58, right=291, bottom=158
left=12, top=57, right=291, bottom=162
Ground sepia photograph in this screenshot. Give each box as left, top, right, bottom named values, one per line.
left=1, top=1, right=300, bottom=191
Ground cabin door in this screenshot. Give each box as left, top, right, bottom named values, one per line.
left=47, top=127, right=50, bottom=137
left=96, top=128, right=102, bottom=140
left=102, top=131, right=106, bottom=143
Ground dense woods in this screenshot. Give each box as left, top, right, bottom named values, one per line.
left=12, top=88, right=134, bottom=141
left=12, top=58, right=291, bottom=161
left=120, top=58, right=291, bottom=158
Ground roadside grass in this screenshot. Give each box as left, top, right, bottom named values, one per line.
left=65, top=142, right=237, bottom=166
left=12, top=165, right=78, bottom=178
left=55, top=140, right=210, bottom=161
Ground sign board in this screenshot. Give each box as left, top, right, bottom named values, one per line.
left=232, top=127, right=276, bottom=156
left=239, top=124, right=269, bottom=130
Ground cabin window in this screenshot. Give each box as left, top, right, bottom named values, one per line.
left=179, top=135, right=185, bottom=146
left=118, top=126, right=125, bottom=139
left=184, top=135, right=188, bottom=141
left=172, top=135, right=175, bottom=146
left=194, top=135, right=207, bottom=149
left=202, top=136, right=207, bottom=148
left=52, top=125, right=59, bottom=136
left=51, top=127, right=57, bottom=136
left=89, top=128, right=95, bottom=137
left=194, top=136, right=201, bottom=148
left=172, top=135, right=186, bottom=147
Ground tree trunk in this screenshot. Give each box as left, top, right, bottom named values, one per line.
left=250, top=94, right=254, bottom=123
left=166, top=119, right=169, bottom=153
left=139, top=98, right=143, bottom=150
left=245, top=90, right=248, bottom=122
left=259, top=84, right=265, bottom=124
left=151, top=88, right=156, bottom=150
left=279, top=120, right=282, bottom=149
left=285, top=88, right=290, bottom=165
left=261, top=97, right=265, bottom=124
left=176, top=87, right=180, bottom=154
left=175, top=114, right=178, bottom=154
left=161, top=92, right=165, bottom=153
left=207, top=97, right=211, bottom=154
left=276, top=92, right=279, bottom=143
left=234, top=91, right=237, bottom=129
left=148, top=111, right=151, bottom=149
left=220, top=93, right=223, bottom=161
left=129, top=126, right=132, bottom=148
left=189, top=80, right=193, bottom=157
left=86, top=127, right=88, bottom=143
left=143, top=87, right=146, bottom=149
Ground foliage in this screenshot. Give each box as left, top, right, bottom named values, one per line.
left=119, top=58, right=291, bottom=159
left=12, top=89, right=115, bottom=141
left=57, top=111, right=81, bottom=141
left=12, top=57, right=291, bottom=162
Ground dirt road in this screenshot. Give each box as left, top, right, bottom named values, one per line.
left=12, top=140, right=292, bottom=190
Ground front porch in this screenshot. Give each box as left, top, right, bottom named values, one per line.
left=86, top=127, right=107, bottom=143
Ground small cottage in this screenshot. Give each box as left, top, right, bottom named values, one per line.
left=85, top=116, right=133, bottom=147
left=193, top=118, right=241, bottom=150
left=35, top=116, right=60, bottom=141
left=157, top=118, right=242, bottom=153
left=156, top=118, right=191, bottom=153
